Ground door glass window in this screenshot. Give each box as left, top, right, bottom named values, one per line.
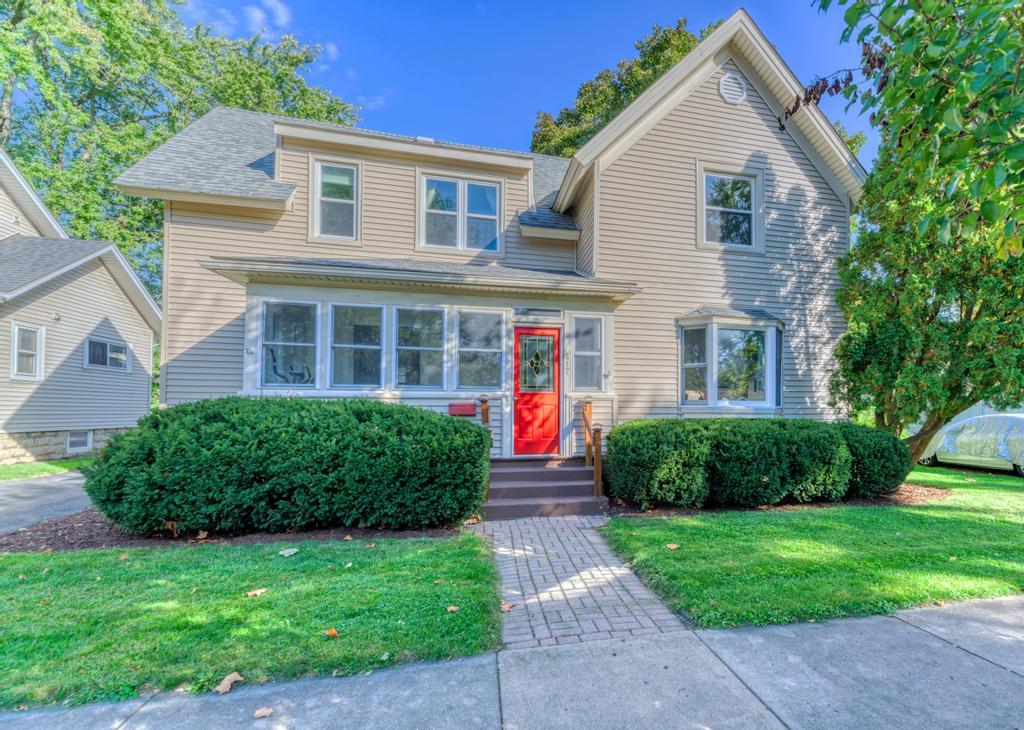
left=520, top=335, right=554, bottom=392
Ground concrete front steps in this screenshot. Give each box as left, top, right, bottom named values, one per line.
left=483, top=458, right=608, bottom=520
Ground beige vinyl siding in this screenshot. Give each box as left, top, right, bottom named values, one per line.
left=574, top=176, right=596, bottom=275
left=599, top=60, right=848, bottom=422
left=0, top=258, right=153, bottom=433
left=569, top=395, right=613, bottom=456
left=0, top=184, right=40, bottom=238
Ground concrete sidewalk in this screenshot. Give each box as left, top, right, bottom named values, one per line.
left=0, top=471, right=88, bottom=533
left=5, top=595, right=1021, bottom=729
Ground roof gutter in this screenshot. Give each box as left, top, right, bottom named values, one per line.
left=116, top=184, right=293, bottom=211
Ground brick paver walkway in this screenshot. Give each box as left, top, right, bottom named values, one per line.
left=471, top=516, right=685, bottom=649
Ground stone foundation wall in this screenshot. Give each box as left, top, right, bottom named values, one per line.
left=0, top=428, right=124, bottom=466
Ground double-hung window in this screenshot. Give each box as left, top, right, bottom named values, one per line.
left=680, top=316, right=780, bottom=409
left=262, top=302, right=318, bottom=387
left=10, top=322, right=43, bottom=380
left=315, top=161, right=358, bottom=239
left=572, top=316, right=603, bottom=391
left=457, top=311, right=503, bottom=389
left=85, top=338, right=129, bottom=371
left=395, top=308, right=445, bottom=388
left=422, top=176, right=500, bottom=252
left=331, top=305, right=383, bottom=387
left=700, top=169, right=759, bottom=249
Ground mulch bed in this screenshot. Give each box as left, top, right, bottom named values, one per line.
left=609, top=482, right=950, bottom=519
left=0, top=508, right=460, bottom=553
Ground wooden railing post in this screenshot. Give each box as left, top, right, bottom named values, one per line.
left=479, top=397, right=490, bottom=426
left=583, top=400, right=593, bottom=466
left=593, top=427, right=602, bottom=497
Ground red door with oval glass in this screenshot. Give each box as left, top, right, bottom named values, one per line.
left=513, top=327, right=560, bottom=455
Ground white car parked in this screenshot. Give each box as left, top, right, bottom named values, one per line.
left=921, top=414, right=1024, bottom=476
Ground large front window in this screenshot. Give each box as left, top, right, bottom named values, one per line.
left=262, top=302, right=317, bottom=387
left=331, top=305, right=383, bottom=387
left=680, top=321, right=778, bottom=408
left=457, top=311, right=502, bottom=389
left=395, top=308, right=445, bottom=388
left=422, top=175, right=500, bottom=252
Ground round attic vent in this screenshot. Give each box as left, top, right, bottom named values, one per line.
left=719, top=72, right=748, bottom=104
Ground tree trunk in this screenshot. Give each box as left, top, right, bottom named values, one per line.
left=0, top=75, right=14, bottom=145
left=903, top=412, right=951, bottom=464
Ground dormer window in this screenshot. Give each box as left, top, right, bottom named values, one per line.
left=314, top=160, right=359, bottom=240
left=421, top=174, right=501, bottom=252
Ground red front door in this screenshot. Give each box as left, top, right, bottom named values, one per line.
left=513, top=327, right=560, bottom=455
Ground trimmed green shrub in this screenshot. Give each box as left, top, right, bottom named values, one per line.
left=84, top=397, right=491, bottom=535
left=703, top=420, right=792, bottom=507
left=604, top=419, right=711, bottom=508
left=774, top=420, right=852, bottom=503
left=837, top=422, right=912, bottom=498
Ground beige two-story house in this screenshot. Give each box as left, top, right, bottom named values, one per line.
left=116, top=10, right=864, bottom=462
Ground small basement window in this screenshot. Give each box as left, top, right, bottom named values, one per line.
left=67, top=430, right=92, bottom=453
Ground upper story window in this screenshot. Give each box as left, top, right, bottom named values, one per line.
left=572, top=316, right=604, bottom=391
left=10, top=322, right=43, bottom=381
left=262, top=301, right=318, bottom=387
left=85, top=337, right=129, bottom=371
left=315, top=161, right=358, bottom=240
left=698, top=163, right=764, bottom=252
left=422, top=175, right=501, bottom=252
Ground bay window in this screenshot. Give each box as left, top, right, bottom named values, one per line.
left=421, top=175, right=501, bottom=252
left=572, top=316, right=604, bottom=391
left=457, top=311, right=503, bottom=389
left=395, top=308, right=445, bottom=388
left=262, top=302, right=317, bottom=387
left=331, top=305, right=383, bottom=387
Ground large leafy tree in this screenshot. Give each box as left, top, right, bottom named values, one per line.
left=830, top=145, right=1024, bottom=461
left=802, top=0, right=1023, bottom=257
left=0, top=0, right=355, bottom=289
left=530, top=19, right=721, bottom=157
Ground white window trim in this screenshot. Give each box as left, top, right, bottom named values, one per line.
left=570, top=314, right=605, bottom=393
left=393, top=306, right=448, bottom=390
left=329, top=302, right=385, bottom=389
left=309, top=156, right=362, bottom=244
left=679, top=318, right=779, bottom=411
left=696, top=160, right=765, bottom=254
left=455, top=309, right=505, bottom=391
left=417, top=169, right=504, bottom=255
left=67, top=430, right=93, bottom=454
left=10, top=321, right=44, bottom=381
left=259, top=299, right=321, bottom=389
left=83, top=336, right=132, bottom=373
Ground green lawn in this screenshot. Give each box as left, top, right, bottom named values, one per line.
left=602, top=466, right=1024, bottom=628
left=0, top=457, right=93, bottom=483
left=0, top=534, right=500, bottom=708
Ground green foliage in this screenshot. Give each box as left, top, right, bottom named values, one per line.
left=605, top=419, right=711, bottom=508
left=820, top=0, right=1023, bottom=257
left=530, top=18, right=721, bottom=156
left=605, top=419, right=858, bottom=508
left=831, top=120, right=867, bottom=157
left=84, top=398, right=491, bottom=534
left=0, top=535, right=500, bottom=708
left=836, top=422, right=912, bottom=497
left=0, top=1, right=356, bottom=291
left=830, top=143, right=1024, bottom=460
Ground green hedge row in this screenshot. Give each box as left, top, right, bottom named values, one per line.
left=84, top=397, right=492, bottom=535
left=604, top=418, right=911, bottom=509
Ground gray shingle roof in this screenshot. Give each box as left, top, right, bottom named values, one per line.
left=116, top=106, right=579, bottom=231
left=0, top=236, right=109, bottom=295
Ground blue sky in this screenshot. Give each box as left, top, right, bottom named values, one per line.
left=179, top=0, right=879, bottom=166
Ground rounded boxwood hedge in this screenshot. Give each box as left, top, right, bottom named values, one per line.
left=84, top=397, right=492, bottom=535
left=605, top=417, right=906, bottom=508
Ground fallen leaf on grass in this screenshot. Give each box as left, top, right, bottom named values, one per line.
left=246, top=588, right=268, bottom=598
left=18, top=574, right=26, bottom=580
left=433, top=579, right=442, bottom=585
left=447, top=605, right=459, bottom=613
left=343, top=534, right=353, bottom=541
left=198, top=530, right=209, bottom=540
left=344, top=562, right=353, bottom=569
left=324, top=628, right=339, bottom=638
left=215, top=672, right=244, bottom=695
left=500, top=601, right=515, bottom=612
left=42, top=548, right=53, bottom=554
left=366, top=543, right=376, bottom=549
left=190, top=587, right=197, bottom=594
left=253, top=707, right=273, bottom=719
left=42, top=568, right=49, bottom=575
left=278, top=548, right=299, bottom=557
left=119, top=554, right=128, bottom=561
left=665, top=544, right=679, bottom=551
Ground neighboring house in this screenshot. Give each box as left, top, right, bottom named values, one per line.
left=0, top=149, right=161, bottom=464
left=115, top=10, right=864, bottom=461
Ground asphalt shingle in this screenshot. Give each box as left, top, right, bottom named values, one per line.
left=0, top=236, right=109, bottom=295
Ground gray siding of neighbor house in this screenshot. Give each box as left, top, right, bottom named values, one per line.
left=598, top=60, right=849, bottom=422
left=0, top=185, right=40, bottom=238
left=0, top=258, right=153, bottom=432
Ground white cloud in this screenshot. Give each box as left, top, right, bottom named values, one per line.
left=213, top=8, right=238, bottom=34
left=345, top=68, right=358, bottom=81
left=179, top=0, right=238, bottom=35
left=324, top=42, right=340, bottom=60
left=243, top=5, right=267, bottom=34
left=261, top=0, right=292, bottom=29
left=357, top=95, right=387, bottom=111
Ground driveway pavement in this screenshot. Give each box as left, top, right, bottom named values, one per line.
left=0, top=471, right=89, bottom=533
left=4, top=595, right=1021, bottom=729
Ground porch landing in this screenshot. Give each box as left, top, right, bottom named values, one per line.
left=484, top=458, right=608, bottom=520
